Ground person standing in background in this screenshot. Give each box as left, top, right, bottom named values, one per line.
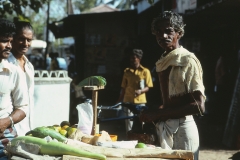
left=117, top=49, right=153, bottom=133
left=49, top=52, right=60, bottom=70
left=0, top=19, right=28, bottom=159
left=8, top=21, right=34, bottom=136
left=67, top=54, right=76, bottom=78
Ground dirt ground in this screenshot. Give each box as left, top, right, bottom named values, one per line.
left=196, top=114, right=240, bottom=160
left=199, top=150, right=240, bottom=160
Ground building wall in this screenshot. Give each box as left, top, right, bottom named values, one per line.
left=75, top=11, right=138, bottom=105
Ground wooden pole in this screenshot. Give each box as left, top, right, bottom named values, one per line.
left=91, top=90, right=98, bottom=135
left=84, top=86, right=104, bottom=135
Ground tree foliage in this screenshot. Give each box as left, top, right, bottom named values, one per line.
left=74, top=0, right=136, bottom=13
left=1, top=0, right=153, bottom=39
left=107, top=0, right=134, bottom=10
left=0, top=0, right=49, bottom=18
left=72, top=0, right=102, bottom=13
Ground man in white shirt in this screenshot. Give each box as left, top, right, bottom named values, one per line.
left=8, top=21, right=34, bottom=136
left=0, top=19, right=28, bottom=159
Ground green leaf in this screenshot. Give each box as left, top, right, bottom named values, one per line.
left=17, top=15, right=30, bottom=22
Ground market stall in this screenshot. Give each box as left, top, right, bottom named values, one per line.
left=6, top=131, right=194, bottom=160
left=5, top=107, right=194, bottom=160
left=5, top=76, right=194, bottom=160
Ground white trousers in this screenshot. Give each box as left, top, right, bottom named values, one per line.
left=123, top=104, right=145, bottom=133
left=157, top=115, right=199, bottom=160
left=124, top=108, right=133, bottom=132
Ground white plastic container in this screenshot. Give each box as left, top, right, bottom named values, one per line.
left=32, top=70, right=72, bottom=128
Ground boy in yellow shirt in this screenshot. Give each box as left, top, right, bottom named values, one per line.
left=118, top=49, right=153, bottom=133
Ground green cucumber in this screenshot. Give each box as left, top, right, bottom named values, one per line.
left=26, top=127, right=67, bottom=143
left=11, top=136, right=106, bottom=160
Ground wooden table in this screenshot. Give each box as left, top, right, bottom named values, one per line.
left=84, top=86, right=104, bottom=135
left=62, top=155, right=183, bottom=160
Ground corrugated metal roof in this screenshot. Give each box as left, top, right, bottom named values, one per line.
left=82, top=4, right=119, bottom=14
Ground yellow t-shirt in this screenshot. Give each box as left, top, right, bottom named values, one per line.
left=121, top=65, right=153, bottom=104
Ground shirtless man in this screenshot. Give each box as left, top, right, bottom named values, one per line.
left=140, top=11, right=205, bottom=160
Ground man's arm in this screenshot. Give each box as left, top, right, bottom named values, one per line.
left=10, top=109, right=26, bottom=124
left=135, top=68, right=153, bottom=96
left=117, top=70, right=127, bottom=102
left=0, top=109, right=26, bottom=133
left=10, top=67, right=28, bottom=124
left=140, top=91, right=205, bottom=122
left=135, top=86, right=149, bottom=96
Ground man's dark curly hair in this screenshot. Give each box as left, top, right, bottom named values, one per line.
left=151, top=11, right=186, bottom=37
left=0, top=19, right=15, bottom=37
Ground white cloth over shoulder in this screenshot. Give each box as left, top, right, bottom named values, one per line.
left=156, top=46, right=206, bottom=99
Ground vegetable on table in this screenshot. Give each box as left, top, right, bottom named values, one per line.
left=10, top=136, right=106, bottom=160
left=25, top=126, right=67, bottom=143
left=78, top=76, right=107, bottom=87
left=135, top=142, right=147, bottom=148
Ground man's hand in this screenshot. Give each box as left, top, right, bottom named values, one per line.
left=0, top=117, right=11, bottom=137
left=135, top=86, right=150, bottom=97
left=135, top=89, right=142, bottom=97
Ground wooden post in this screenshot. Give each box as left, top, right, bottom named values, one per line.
left=84, top=86, right=104, bottom=135
left=91, top=90, right=98, bottom=135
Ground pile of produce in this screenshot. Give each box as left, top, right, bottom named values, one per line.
left=5, top=121, right=106, bottom=160
left=5, top=120, right=194, bottom=160
left=8, top=136, right=106, bottom=160
left=25, top=121, right=77, bottom=141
